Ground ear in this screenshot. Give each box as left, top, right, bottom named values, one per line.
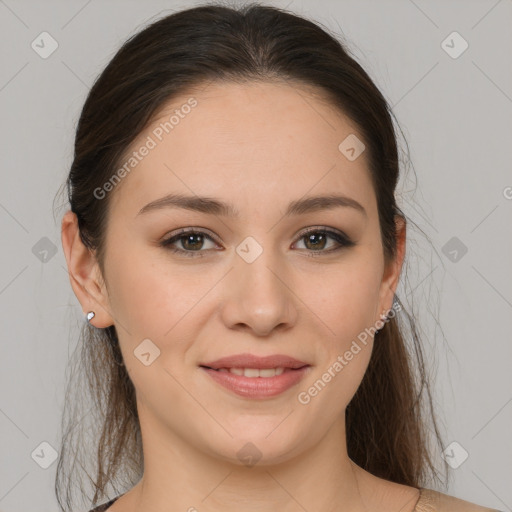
left=61, top=210, right=114, bottom=328
left=376, top=214, right=406, bottom=323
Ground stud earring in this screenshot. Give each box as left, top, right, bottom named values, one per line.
left=86, top=311, right=95, bottom=323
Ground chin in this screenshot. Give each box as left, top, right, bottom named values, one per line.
left=205, top=428, right=305, bottom=468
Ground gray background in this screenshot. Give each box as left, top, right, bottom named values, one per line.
left=0, top=0, right=511, bottom=511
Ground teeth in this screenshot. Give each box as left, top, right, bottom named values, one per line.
left=218, top=367, right=286, bottom=377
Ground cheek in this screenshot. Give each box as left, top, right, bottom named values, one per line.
left=298, top=254, right=382, bottom=404
left=105, top=243, right=202, bottom=345
left=308, top=257, right=383, bottom=343
left=106, top=252, right=201, bottom=398
left=299, top=273, right=379, bottom=418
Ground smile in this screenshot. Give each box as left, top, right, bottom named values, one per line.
left=200, top=365, right=311, bottom=399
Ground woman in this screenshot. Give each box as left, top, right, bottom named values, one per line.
left=56, top=3, right=501, bottom=511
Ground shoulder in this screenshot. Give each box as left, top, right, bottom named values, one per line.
left=416, top=488, right=503, bottom=512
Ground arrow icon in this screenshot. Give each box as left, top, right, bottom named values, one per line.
left=338, top=134, right=365, bottom=161
left=442, top=236, right=467, bottom=263
left=448, top=249, right=458, bottom=260
left=134, top=339, right=161, bottom=366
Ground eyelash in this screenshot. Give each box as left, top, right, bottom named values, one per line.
left=159, top=226, right=355, bottom=258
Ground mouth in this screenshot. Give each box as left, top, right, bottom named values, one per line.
left=200, top=352, right=310, bottom=371
left=198, top=353, right=311, bottom=399
left=199, top=366, right=308, bottom=377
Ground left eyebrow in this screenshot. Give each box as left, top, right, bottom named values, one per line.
left=136, top=193, right=367, bottom=218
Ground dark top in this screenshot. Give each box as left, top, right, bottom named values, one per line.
left=89, top=495, right=122, bottom=512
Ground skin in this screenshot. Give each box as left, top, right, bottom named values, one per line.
left=61, top=81, right=415, bottom=512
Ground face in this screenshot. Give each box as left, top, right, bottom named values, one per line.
left=75, top=80, right=404, bottom=465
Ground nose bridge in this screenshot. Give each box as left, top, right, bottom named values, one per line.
left=235, top=232, right=284, bottom=299
left=222, top=232, right=296, bottom=335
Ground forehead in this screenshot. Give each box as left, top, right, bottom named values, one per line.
left=108, top=80, right=374, bottom=219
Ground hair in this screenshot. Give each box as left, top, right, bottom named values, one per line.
left=53, top=2, right=449, bottom=510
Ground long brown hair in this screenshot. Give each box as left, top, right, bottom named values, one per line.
left=54, top=3, right=448, bottom=510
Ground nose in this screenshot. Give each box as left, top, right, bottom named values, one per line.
left=219, top=243, right=298, bottom=337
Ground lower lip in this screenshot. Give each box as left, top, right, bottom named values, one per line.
left=200, top=366, right=311, bottom=399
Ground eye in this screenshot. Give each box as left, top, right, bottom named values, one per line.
left=159, top=226, right=355, bottom=258
left=160, top=228, right=219, bottom=258
left=292, top=227, right=355, bottom=257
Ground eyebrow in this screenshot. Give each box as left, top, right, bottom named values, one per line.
left=137, top=193, right=367, bottom=218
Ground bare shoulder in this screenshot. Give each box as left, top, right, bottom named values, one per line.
left=417, top=488, right=503, bottom=512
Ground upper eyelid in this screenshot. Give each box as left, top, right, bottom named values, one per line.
left=165, top=227, right=220, bottom=245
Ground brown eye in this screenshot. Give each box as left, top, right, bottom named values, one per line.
left=160, top=229, right=219, bottom=258
left=293, top=228, right=354, bottom=256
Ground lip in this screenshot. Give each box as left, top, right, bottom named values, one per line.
left=200, top=353, right=309, bottom=370
left=199, top=353, right=311, bottom=399
left=200, top=366, right=311, bottom=399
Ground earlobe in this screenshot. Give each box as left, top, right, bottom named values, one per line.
left=61, top=210, right=114, bottom=328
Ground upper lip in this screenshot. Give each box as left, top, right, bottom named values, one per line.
left=200, top=353, right=310, bottom=370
